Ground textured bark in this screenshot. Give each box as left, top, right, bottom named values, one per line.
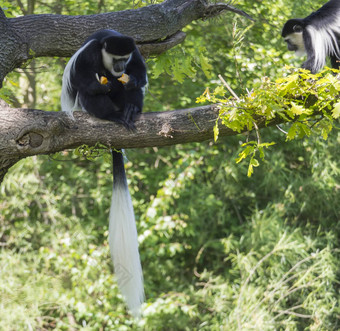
left=0, top=99, right=284, bottom=184
left=0, top=102, right=224, bottom=182
left=0, top=102, right=223, bottom=159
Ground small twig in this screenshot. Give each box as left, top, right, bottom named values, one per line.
left=188, top=113, right=202, bottom=131
left=218, top=74, right=240, bottom=101
left=205, top=3, right=255, bottom=21
left=276, top=124, right=288, bottom=135
left=275, top=309, right=313, bottom=319
left=253, top=121, right=261, bottom=145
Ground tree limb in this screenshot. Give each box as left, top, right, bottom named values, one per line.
left=203, top=2, right=254, bottom=21
left=0, top=99, right=283, bottom=184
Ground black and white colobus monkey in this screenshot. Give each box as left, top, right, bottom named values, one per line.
left=61, top=29, right=147, bottom=316
left=282, top=0, right=340, bottom=73
left=61, top=29, right=147, bottom=128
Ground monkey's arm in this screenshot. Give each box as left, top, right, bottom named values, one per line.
left=85, top=78, right=112, bottom=95
left=124, top=75, right=144, bottom=90
left=72, top=40, right=114, bottom=95
left=301, top=30, right=318, bottom=73
left=124, top=50, right=147, bottom=90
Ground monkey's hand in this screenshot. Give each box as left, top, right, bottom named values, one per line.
left=87, top=80, right=113, bottom=95
left=123, top=75, right=139, bottom=90
left=96, top=73, right=108, bottom=85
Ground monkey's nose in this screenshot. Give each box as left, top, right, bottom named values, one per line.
left=114, top=61, right=125, bottom=73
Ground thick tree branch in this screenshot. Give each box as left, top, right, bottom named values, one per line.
left=0, top=102, right=221, bottom=182
left=0, top=100, right=281, bottom=184
left=0, top=103, right=222, bottom=158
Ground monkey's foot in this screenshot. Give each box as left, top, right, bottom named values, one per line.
left=122, top=104, right=140, bottom=131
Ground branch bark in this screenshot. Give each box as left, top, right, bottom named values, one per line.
left=0, top=100, right=283, bottom=184
left=0, top=101, right=221, bottom=158
left=0, top=101, right=220, bottom=182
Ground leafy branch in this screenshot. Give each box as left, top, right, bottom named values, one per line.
left=197, top=67, right=340, bottom=176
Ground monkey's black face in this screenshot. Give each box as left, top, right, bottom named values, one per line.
left=285, top=38, right=298, bottom=51
left=282, top=19, right=306, bottom=56
left=112, top=55, right=131, bottom=74
left=101, top=48, right=132, bottom=77
left=283, top=32, right=305, bottom=56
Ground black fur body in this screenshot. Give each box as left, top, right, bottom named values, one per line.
left=61, top=29, right=147, bottom=129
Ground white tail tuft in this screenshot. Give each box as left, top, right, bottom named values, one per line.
left=108, top=181, right=144, bottom=317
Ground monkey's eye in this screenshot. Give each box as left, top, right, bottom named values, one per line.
left=293, top=25, right=303, bottom=33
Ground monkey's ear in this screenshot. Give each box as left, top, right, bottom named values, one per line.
left=293, top=24, right=303, bottom=33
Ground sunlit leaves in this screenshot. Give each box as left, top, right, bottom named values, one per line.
left=332, top=102, right=340, bottom=119
left=150, top=46, right=212, bottom=83
left=198, top=67, right=340, bottom=175
left=236, top=141, right=275, bottom=177
left=290, top=102, right=305, bottom=115
left=213, top=118, right=219, bottom=142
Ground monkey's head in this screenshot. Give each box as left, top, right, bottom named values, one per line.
left=282, top=19, right=306, bottom=55
left=101, top=35, right=136, bottom=77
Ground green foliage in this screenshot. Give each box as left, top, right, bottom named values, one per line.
left=74, top=144, right=111, bottom=162
left=1, top=0, right=340, bottom=329
left=198, top=68, right=340, bottom=176
left=3, top=138, right=340, bottom=329
left=0, top=86, right=12, bottom=103
left=235, top=141, right=275, bottom=177
left=150, top=46, right=212, bottom=84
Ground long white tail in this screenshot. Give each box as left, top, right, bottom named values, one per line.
left=108, top=150, right=144, bottom=316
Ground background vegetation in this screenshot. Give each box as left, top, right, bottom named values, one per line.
left=1, top=0, right=339, bottom=330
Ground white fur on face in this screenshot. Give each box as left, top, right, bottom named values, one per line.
left=101, top=49, right=132, bottom=77
left=101, top=48, right=116, bottom=75
left=285, top=32, right=306, bottom=56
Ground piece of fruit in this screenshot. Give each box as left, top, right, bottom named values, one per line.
left=118, top=73, right=130, bottom=84
left=100, top=76, right=108, bottom=85
left=95, top=73, right=108, bottom=85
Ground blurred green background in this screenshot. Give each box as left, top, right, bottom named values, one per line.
left=0, top=0, right=339, bottom=329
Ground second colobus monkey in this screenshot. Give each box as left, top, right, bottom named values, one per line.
left=61, top=29, right=147, bottom=316
left=282, top=0, right=340, bottom=73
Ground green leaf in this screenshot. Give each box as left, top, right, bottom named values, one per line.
left=198, top=52, right=212, bottom=78
left=331, top=102, right=340, bottom=119
left=291, top=102, right=305, bottom=115
left=286, top=123, right=299, bottom=141
left=213, top=121, right=219, bottom=142
left=236, top=144, right=255, bottom=163
left=247, top=163, right=254, bottom=177
left=250, top=158, right=259, bottom=167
